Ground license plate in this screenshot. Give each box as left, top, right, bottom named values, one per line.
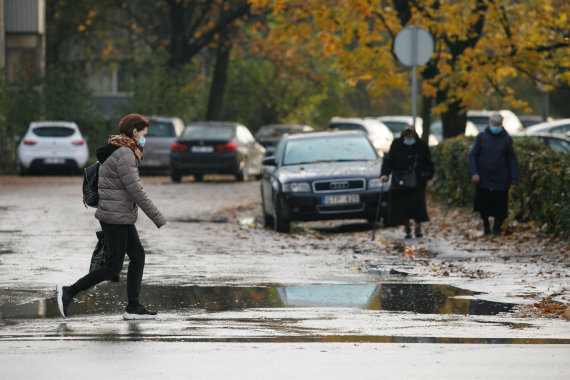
left=322, top=194, right=360, bottom=205
left=44, top=158, right=65, bottom=164
left=191, top=146, right=214, bottom=153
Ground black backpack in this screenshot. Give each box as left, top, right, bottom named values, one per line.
left=82, top=161, right=100, bottom=208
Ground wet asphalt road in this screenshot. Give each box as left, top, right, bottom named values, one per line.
left=0, top=175, right=569, bottom=379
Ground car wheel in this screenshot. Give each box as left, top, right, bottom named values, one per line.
left=236, top=160, right=248, bottom=182
left=273, top=195, right=290, bottom=233
left=171, top=171, right=182, bottom=183
left=194, top=174, right=203, bottom=182
left=17, top=161, right=28, bottom=176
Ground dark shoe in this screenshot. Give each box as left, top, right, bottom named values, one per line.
left=56, top=285, right=72, bottom=318
left=414, top=227, right=423, bottom=238
left=492, top=229, right=501, bottom=236
left=123, top=304, right=157, bottom=320
left=404, top=227, right=412, bottom=239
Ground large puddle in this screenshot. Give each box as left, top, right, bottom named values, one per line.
left=0, top=283, right=515, bottom=319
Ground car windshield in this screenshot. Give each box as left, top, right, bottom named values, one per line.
left=381, top=121, right=407, bottom=133
left=147, top=121, right=175, bottom=137
left=182, top=125, right=234, bottom=140
left=282, top=136, right=377, bottom=165
left=32, top=127, right=75, bottom=137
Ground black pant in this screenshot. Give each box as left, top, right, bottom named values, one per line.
left=70, top=222, right=145, bottom=307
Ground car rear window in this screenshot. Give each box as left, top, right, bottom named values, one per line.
left=381, top=121, right=407, bottom=133
left=283, top=136, right=377, bottom=165
left=467, top=116, right=489, bottom=129
left=32, top=126, right=75, bottom=137
left=327, top=123, right=366, bottom=133
left=182, top=125, right=234, bottom=140
left=147, top=121, right=175, bottom=137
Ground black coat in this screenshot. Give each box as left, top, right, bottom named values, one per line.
left=381, top=137, right=434, bottom=226
left=381, top=137, right=434, bottom=182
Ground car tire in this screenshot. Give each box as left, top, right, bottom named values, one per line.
left=171, top=171, right=182, bottom=183
left=194, top=174, right=203, bottom=182
left=17, top=161, right=28, bottom=176
left=236, top=160, right=248, bottom=182
left=273, top=195, right=290, bottom=233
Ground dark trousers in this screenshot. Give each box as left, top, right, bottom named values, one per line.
left=70, top=222, right=145, bottom=307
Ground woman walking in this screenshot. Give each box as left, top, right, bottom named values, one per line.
left=57, top=114, right=166, bottom=319
left=468, top=112, right=518, bottom=236
left=381, top=125, right=434, bottom=238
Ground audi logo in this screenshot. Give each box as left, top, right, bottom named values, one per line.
left=330, top=181, right=349, bottom=190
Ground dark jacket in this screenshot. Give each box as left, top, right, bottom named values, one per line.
left=468, top=127, right=518, bottom=191
left=381, top=137, right=434, bottom=184
left=95, top=144, right=166, bottom=228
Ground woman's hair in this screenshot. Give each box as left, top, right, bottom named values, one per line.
left=401, top=125, right=416, bottom=138
left=119, top=114, right=149, bottom=137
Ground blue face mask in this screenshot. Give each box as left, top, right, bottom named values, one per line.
left=403, top=139, right=416, bottom=146
left=138, top=136, right=146, bottom=147
left=489, top=126, right=502, bottom=134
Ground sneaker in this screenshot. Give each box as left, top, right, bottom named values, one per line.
left=123, top=304, right=157, bottom=320
left=56, top=285, right=72, bottom=318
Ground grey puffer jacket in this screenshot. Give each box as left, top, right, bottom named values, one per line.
left=95, top=145, right=166, bottom=228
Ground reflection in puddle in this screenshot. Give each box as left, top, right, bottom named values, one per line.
left=0, top=283, right=516, bottom=320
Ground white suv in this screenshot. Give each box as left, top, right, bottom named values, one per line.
left=17, top=121, right=89, bottom=175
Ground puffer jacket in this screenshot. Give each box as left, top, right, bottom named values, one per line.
left=95, top=145, right=166, bottom=228
left=468, top=127, right=518, bottom=191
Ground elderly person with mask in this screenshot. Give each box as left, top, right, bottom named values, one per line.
left=468, top=112, right=518, bottom=236
left=381, top=125, right=434, bottom=238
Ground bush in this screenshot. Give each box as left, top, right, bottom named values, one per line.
left=430, top=136, right=570, bottom=237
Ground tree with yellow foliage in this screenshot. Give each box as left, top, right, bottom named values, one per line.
left=251, top=0, right=569, bottom=138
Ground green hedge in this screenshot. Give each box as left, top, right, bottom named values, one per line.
left=430, top=136, right=570, bottom=237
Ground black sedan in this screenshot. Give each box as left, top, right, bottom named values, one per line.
left=260, top=131, right=390, bottom=232
left=170, top=122, right=266, bottom=182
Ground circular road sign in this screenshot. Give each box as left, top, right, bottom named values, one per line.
left=394, top=25, right=434, bottom=66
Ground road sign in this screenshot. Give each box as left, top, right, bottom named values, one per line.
left=394, top=25, right=434, bottom=67
left=393, top=26, right=434, bottom=131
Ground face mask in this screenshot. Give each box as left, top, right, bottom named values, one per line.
left=403, top=139, right=416, bottom=146
left=138, top=136, right=146, bottom=147
left=489, top=126, right=502, bottom=134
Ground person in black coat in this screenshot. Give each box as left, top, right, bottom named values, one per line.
left=381, top=125, right=434, bottom=238
left=468, top=113, right=518, bottom=236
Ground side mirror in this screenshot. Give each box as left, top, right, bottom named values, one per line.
left=14, top=136, right=21, bottom=144
left=262, top=157, right=277, bottom=166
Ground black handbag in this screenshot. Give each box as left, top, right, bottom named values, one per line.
left=391, top=153, right=418, bottom=190
left=89, top=228, right=119, bottom=282
left=391, top=169, right=417, bottom=189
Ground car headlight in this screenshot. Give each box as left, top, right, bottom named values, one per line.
left=282, top=182, right=311, bottom=193
left=368, top=178, right=384, bottom=189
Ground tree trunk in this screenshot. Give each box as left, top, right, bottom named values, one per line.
left=441, top=100, right=467, bottom=138
left=206, top=34, right=231, bottom=121
left=420, top=95, right=433, bottom=142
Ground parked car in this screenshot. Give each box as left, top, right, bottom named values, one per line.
left=466, top=110, right=524, bottom=135
left=255, top=124, right=314, bottom=156
left=17, top=121, right=89, bottom=175
left=512, top=132, right=570, bottom=153
left=376, top=115, right=438, bottom=146
left=430, top=120, right=479, bottom=142
left=170, top=121, right=266, bottom=182
left=260, top=131, right=390, bottom=233
left=523, top=118, right=570, bottom=135
left=139, top=116, right=185, bottom=171
left=326, top=117, right=394, bottom=156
